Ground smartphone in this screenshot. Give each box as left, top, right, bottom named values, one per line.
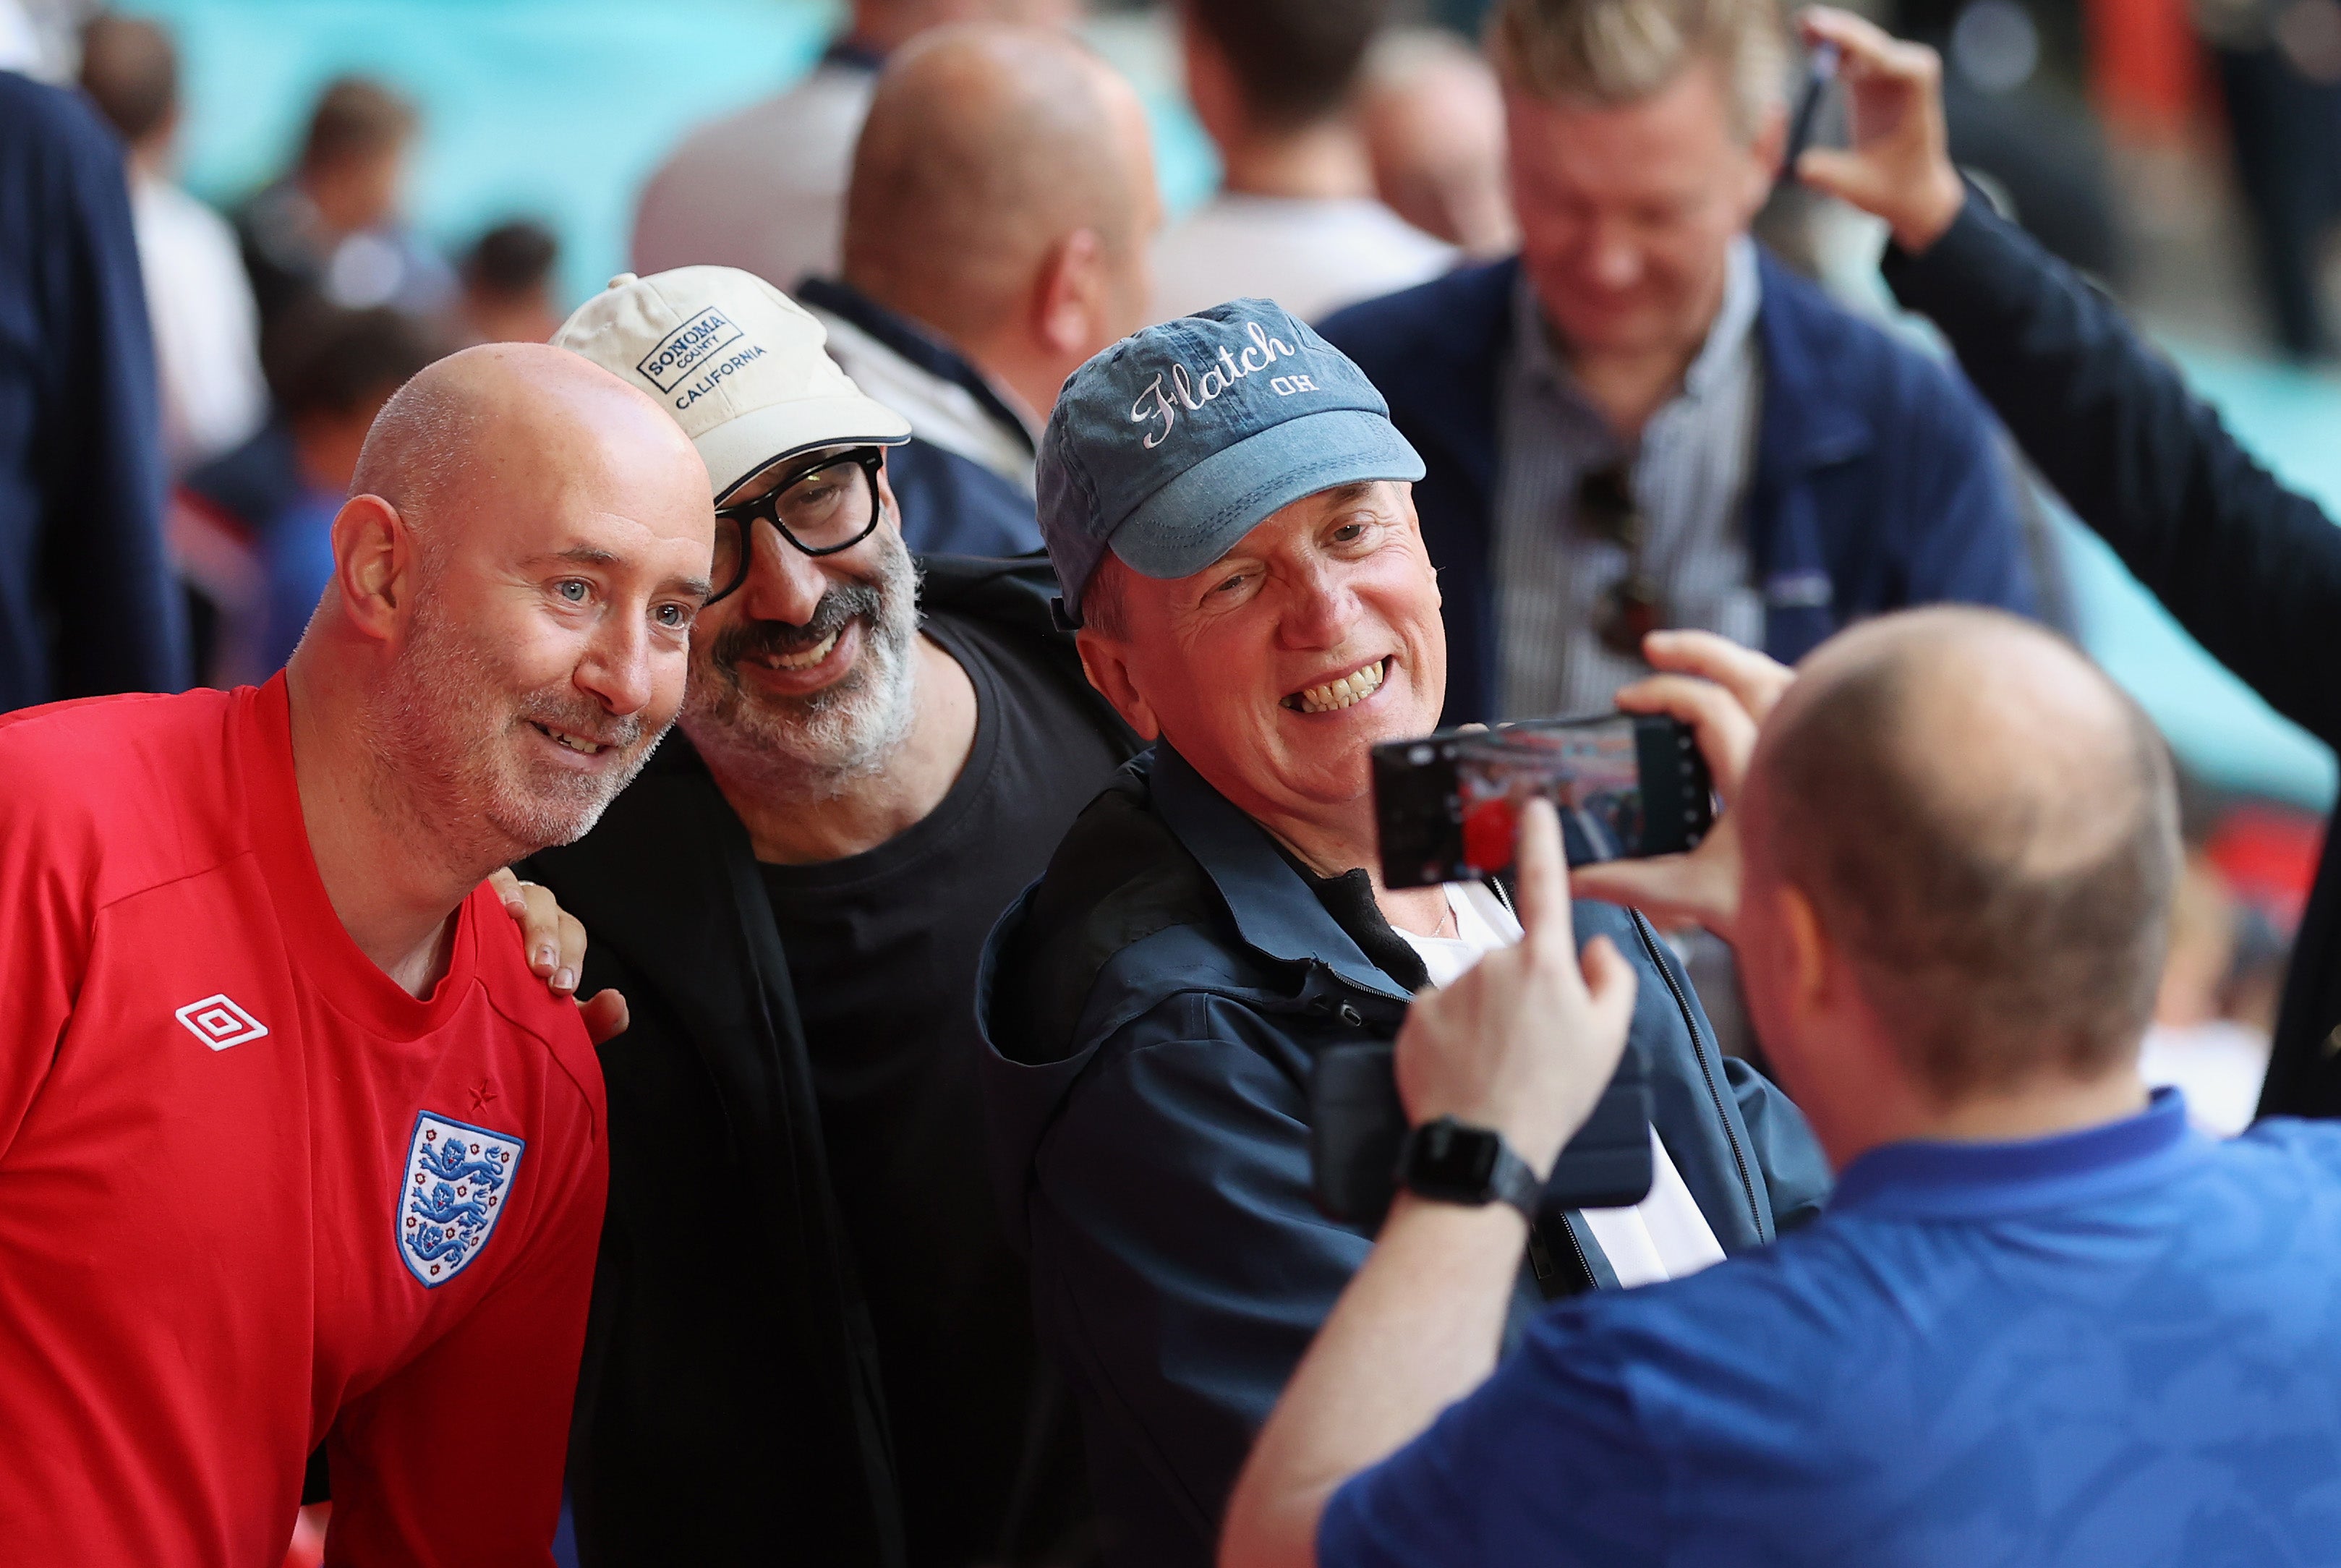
left=1778, top=39, right=1841, bottom=191
left=1311, top=1036, right=1653, bottom=1227
left=1372, top=713, right=1713, bottom=890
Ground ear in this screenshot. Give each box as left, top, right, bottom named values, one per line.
left=1775, top=879, right=1830, bottom=1015
left=1075, top=629, right=1161, bottom=742
left=1032, top=228, right=1109, bottom=363
left=329, top=492, right=421, bottom=643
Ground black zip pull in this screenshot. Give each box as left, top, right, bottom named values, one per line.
left=1525, top=1224, right=1556, bottom=1281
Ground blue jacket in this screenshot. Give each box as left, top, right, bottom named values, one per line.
left=1317, top=252, right=2034, bottom=725
left=796, top=276, right=1045, bottom=558
left=975, top=746, right=1830, bottom=1567
left=0, top=72, right=185, bottom=712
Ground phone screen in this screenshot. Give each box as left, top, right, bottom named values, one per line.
left=1373, top=713, right=1712, bottom=889
left=1458, top=717, right=1645, bottom=872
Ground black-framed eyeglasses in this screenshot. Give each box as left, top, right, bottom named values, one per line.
left=1577, top=463, right=1661, bottom=657
left=708, top=446, right=885, bottom=605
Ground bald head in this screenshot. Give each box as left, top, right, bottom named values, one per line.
left=298, top=341, right=714, bottom=866
left=853, top=0, right=1082, bottom=51
left=843, top=23, right=1152, bottom=346
left=1744, top=608, right=2179, bottom=1099
left=351, top=341, right=707, bottom=566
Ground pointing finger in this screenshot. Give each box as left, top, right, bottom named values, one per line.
left=1511, top=797, right=1579, bottom=962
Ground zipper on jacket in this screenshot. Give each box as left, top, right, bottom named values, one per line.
left=1627, top=910, right=1763, bottom=1237
left=1563, top=1216, right=1592, bottom=1290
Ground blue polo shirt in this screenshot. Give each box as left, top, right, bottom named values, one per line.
left=1321, top=1090, right=2341, bottom=1567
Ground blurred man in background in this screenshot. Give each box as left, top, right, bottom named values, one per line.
left=243, top=303, right=445, bottom=679
left=79, top=11, right=268, bottom=477
left=0, top=61, right=185, bottom=712
left=1151, top=0, right=1457, bottom=323
left=1357, top=27, right=1519, bottom=261
left=456, top=218, right=563, bottom=346
left=631, top=0, right=1079, bottom=293
left=1320, top=0, right=2033, bottom=728
left=797, top=23, right=1160, bottom=557
left=174, top=303, right=443, bottom=685
left=538, top=265, right=1137, bottom=1567
left=236, top=74, right=452, bottom=328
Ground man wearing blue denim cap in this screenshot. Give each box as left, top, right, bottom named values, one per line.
left=973, top=299, right=1830, bottom=1568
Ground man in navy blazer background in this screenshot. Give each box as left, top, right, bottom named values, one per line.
left=1319, top=0, right=2033, bottom=726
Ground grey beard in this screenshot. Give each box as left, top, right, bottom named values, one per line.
left=680, top=529, right=923, bottom=802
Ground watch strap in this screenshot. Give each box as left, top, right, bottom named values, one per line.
left=1484, top=1137, right=1543, bottom=1222
left=1399, top=1116, right=1546, bottom=1222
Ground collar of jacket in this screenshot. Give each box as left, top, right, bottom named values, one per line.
left=1149, top=743, right=1415, bottom=1007
left=795, top=275, right=1039, bottom=457
left=1742, top=250, right=1877, bottom=544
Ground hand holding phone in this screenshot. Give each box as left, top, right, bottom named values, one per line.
left=1373, top=712, right=1713, bottom=890
left=1570, top=631, right=1795, bottom=940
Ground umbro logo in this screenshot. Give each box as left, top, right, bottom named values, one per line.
left=174, top=994, right=269, bottom=1051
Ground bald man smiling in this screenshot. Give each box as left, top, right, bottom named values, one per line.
left=0, top=344, right=713, bottom=1567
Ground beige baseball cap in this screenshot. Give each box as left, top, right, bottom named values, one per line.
left=553, top=265, right=911, bottom=503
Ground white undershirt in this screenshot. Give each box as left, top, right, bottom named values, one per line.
left=1397, top=884, right=1728, bottom=1288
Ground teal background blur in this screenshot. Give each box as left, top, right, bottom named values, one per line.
left=126, top=0, right=2341, bottom=811
left=132, top=0, right=1219, bottom=306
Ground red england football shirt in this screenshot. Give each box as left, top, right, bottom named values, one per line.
left=0, top=676, right=608, bottom=1567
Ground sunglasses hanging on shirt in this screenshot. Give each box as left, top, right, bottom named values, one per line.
left=1576, top=463, right=1663, bottom=657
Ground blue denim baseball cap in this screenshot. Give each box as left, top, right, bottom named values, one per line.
left=1036, top=299, right=1424, bottom=627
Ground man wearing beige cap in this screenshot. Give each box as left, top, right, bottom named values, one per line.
left=526, top=265, right=1137, bottom=1567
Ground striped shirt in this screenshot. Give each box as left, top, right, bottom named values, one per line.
left=1491, top=238, right=1766, bottom=720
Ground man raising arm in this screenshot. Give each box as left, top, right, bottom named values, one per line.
left=1786, top=4, right=2341, bottom=1124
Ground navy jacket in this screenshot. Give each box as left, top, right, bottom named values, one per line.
left=976, top=746, right=1830, bottom=1567
left=1318, top=252, right=2033, bottom=724
left=1879, top=198, right=2341, bottom=1121
left=796, top=277, right=1044, bottom=558
left=0, top=72, right=184, bottom=712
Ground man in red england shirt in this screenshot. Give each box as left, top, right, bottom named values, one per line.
left=0, top=342, right=714, bottom=1566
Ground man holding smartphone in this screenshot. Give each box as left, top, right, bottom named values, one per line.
left=974, top=300, right=1829, bottom=1568
left=1222, top=610, right=2341, bottom=1568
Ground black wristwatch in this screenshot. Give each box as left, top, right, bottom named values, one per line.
left=1397, top=1116, right=1544, bottom=1221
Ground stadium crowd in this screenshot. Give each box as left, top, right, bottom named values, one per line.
left=4, top=1, right=2341, bottom=1566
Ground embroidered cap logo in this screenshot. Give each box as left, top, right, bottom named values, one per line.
left=1128, top=320, right=1308, bottom=450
